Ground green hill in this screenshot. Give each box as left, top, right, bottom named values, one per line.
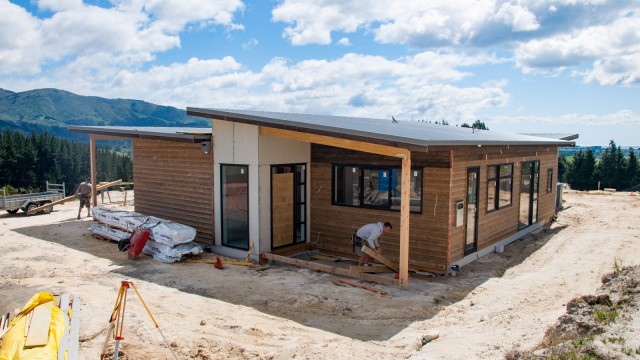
left=0, top=88, right=209, bottom=141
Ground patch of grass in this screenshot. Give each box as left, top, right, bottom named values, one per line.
left=613, top=257, right=622, bottom=275
left=603, top=336, right=625, bottom=344
left=593, top=309, right=618, bottom=324
left=572, top=335, right=594, bottom=348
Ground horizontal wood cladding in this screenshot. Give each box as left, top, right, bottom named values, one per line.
left=449, top=145, right=559, bottom=262
left=311, top=144, right=451, bottom=168
left=309, top=162, right=451, bottom=272
left=132, top=138, right=215, bottom=244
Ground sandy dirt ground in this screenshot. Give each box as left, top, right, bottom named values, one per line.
left=1, top=189, right=639, bottom=359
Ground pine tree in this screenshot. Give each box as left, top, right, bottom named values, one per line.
left=568, top=149, right=596, bottom=190
left=597, top=140, right=627, bottom=190
left=626, top=149, right=640, bottom=190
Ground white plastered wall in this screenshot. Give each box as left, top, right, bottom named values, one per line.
left=212, top=119, right=311, bottom=260
left=212, top=120, right=260, bottom=260
left=258, top=134, right=310, bottom=254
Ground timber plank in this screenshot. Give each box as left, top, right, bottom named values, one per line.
left=263, top=253, right=398, bottom=285
left=24, top=301, right=53, bottom=348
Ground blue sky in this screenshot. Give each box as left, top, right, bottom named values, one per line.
left=1, top=0, right=639, bottom=146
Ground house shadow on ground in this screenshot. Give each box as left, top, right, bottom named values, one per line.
left=11, top=215, right=568, bottom=341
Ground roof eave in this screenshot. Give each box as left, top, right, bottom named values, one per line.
left=68, top=126, right=212, bottom=143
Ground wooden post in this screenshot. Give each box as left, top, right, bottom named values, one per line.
left=399, top=151, right=411, bottom=287
left=90, top=135, right=97, bottom=207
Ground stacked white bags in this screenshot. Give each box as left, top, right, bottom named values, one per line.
left=91, top=206, right=202, bottom=262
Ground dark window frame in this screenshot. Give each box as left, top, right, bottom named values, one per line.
left=486, top=163, right=514, bottom=212
left=331, top=164, right=423, bottom=214
left=269, top=163, right=307, bottom=250
left=220, top=163, right=250, bottom=250
left=547, top=168, right=553, bottom=194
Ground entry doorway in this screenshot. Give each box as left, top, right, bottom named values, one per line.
left=519, top=161, right=540, bottom=229
left=271, top=164, right=307, bottom=249
left=465, top=167, right=480, bottom=255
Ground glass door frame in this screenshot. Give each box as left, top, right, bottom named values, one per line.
left=270, top=163, right=307, bottom=250
left=220, top=163, right=250, bottom=250
left=465, top=167, right=480, bottom=256
left=519, top=161, right=540, bottom=230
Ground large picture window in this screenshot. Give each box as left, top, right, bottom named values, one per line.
left=333, top=165, right=422, bottom=213
left=487, top=163, right=513, bottom=211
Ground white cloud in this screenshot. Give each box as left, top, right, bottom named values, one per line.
left=143, top=0, right=244, bottom=32
left=515, top=12, right=640, bottom=84
left=242, top=38, right=258, bottom=50
left=0, top=1, right=44, bottom=74
left=337, top=37, right=351, bottom=46
left=271, top=1, right=639, bottom=86
left=3, top=49, right=508, bottom=123
left=0, top=0, right=245, bottom=76
left=494, top=3, right=539, bottom=32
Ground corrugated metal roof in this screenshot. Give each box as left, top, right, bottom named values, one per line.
left=69, top=126, right=212, bottom=141
left=187, top=108, right=574, bottom=148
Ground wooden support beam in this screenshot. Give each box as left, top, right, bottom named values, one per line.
left=259, top=126, right=410, bottom=159
left=263, top=253, right=398, bottom=285
left=89, top=135, right=97, bottom=207
left=399, top=151, right=411, bottom=287
left=27, top=180, right=123, bottom=214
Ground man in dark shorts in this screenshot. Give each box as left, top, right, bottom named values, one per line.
left=76, top=177, right=92, bottom=219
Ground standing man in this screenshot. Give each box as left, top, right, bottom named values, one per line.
left=76, top=177, right=92, bottom=219
left=353, top=222, right=392, bottom=267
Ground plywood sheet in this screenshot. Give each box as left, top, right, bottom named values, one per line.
left=272, top=173, right=294, bottom=247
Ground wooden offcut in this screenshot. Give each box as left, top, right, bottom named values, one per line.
left=361, top=246, right=399, bottom=272
left=338, top=279, right=387, bottom=295
left=24, top=301, right=53, bottom=348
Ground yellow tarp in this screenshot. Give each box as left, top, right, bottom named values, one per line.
left=0, top=292, right=66, bottom=360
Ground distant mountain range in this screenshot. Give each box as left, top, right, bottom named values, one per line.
left=0, top=88, right=209, bottom=141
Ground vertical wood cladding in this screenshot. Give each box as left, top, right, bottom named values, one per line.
left=449, top=145, right=559, bottom=262
left=310, top=144, right=560, bottom=271
left=310, top=144, right=451, bottom=273
left=132, top=138, right=214, bottom=244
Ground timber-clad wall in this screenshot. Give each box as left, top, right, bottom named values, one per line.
left=449, top=145, right=559, bottom=262
left=309, top=144, right=560, bottom=272
left=132, top=138, right=215, bottom=244
left=309, top=144, right=452, bottom=273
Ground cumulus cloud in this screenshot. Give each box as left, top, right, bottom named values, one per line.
left=4, top=49, right=508, bottom=123
left=0, top=0, right=245, bottom=75
left=515, top=11, right=640, bottom=84
left=271, top=0, right=639, bottom=85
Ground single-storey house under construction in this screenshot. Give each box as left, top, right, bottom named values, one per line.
left=71, top=110, right=574, bottom=286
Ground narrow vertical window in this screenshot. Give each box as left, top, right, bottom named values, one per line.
left=487, top=163, right=513, bottom=211
left=547, top=168, right=553, bottom=193
left=221, top=164, right=249, bottom=250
